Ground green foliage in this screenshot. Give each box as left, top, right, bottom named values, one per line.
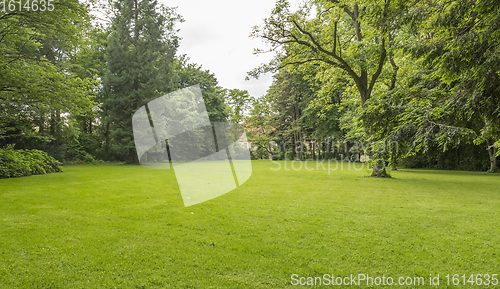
left=389, top=0, right=500, bottom=172
left=249, top=0, right=411, bottom=176
left=225, top=89, right=252, bottom=124
left=0, top=146, right=62, bottom=178
left=0, top=0, right=97, bottom=115
left=0, top=0, right=101, bottom=163
left=2, top=0, right=498, bottom=173
left=400, top=144, right=491, bottom=172
left=103, top=0, right=182, bottom=163
left=174, top=56, right=229, bottom=123
left=245, top=66, right=345, bottom=161
left=244, top=97, right=274, bottom=159
left=249, top=0, right=409, bottom=107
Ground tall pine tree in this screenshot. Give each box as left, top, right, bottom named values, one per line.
left=103, top=0, right=181, bottom=163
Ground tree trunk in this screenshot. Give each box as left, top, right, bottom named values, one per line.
left=344, top=141, right=351, bottom=161
left=487, top=139, right=498, bottom=173
left=129, top=148, right=140, bottom=165
left=311, top=140, right=315, bottom=160
left=39, top=114, right=45, bottom=134
left=390, top=156, right=397, bottom=170
left=371, top=159, right=390, bottom=178
left=50, top=111, right=56, bottom=136
left=358, top=86, right=370, bottom=108
left=104, top=121, right=111, bottom=155
left=293, top=132, right=297, bottom=160
left=389, top=146, right=398, bottom=170
left=491, top=152, right=498, bottom=173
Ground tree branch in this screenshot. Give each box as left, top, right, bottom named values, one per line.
left=291, top=20, right=360, bottom=83
left=387, top=32, right=399, bottom=90
left=368, top=38, right=387, bottom=93
left=332, top=21, right=337, bottom=56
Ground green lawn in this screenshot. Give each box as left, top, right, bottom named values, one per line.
left=1, top=160, right=499, bottom=288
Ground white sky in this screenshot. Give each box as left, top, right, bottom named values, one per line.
left=162, top=0, right=300, bottom=98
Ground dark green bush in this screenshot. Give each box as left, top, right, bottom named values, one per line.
left=0, top=146, right=63, bottom=178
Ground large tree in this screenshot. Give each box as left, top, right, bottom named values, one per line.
left=0, top=0, right=97, bottom=159
left=103, top=0, right=181, bottom=163
left=249, top=0, right=404, bottom=107
left=367, top=0, right=500, bottom=173
left=249, top=0, right=406, bottom=176
left=410, top=0, right=500, bottom=172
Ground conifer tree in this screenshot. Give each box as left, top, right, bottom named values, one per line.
left=103, top=0, right=181, bottom=163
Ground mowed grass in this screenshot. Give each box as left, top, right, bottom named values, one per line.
left=0, top=160, right=499, bottom=288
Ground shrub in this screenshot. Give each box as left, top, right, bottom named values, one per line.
left=0, top=146, right=63, bottom=179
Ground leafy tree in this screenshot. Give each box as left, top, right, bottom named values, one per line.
left=244, top=97, right=274, bottom=159
left=394, top=0, right=500, bottom=172
left=265, top=69, right=309, bottom=160
left=0, top=0, right=98, bottom=160
left=225, top=89, right=252, bottom=124
left=249, top=0, right=405, bottom=106
left=249, top=0, right=408, bottom=176
left=245, top=63, right=344, bottom=161
left=174, top=56, right=228, bottom=123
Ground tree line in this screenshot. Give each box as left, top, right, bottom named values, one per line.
left=1, top=0, right=498, bottom=176
left=0, top=0, right=247, bottom=165
left=244, top=0, right=499, bottom=175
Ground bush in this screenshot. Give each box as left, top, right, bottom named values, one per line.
left=76, top=152, right=95, bottom=163
left=0, top=146, right=63, bottom=179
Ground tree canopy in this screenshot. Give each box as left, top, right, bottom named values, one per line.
left=0, top=0, right=498, bottom=174
left=248, top=0, right=499, bottom=174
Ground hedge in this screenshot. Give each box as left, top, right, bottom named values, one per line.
left=0, top=146, right=63, bottom=179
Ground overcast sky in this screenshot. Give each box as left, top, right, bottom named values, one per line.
left=162, top=0, right=300, bottom=98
